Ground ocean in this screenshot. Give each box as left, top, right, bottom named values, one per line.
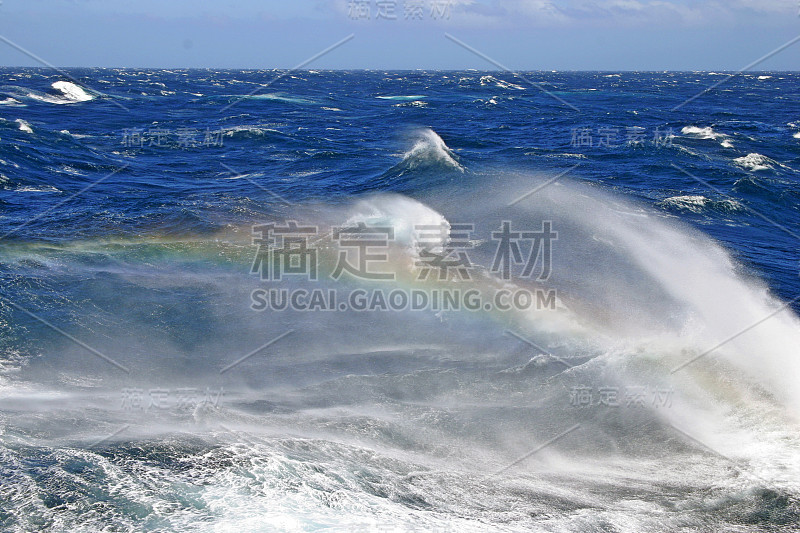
left=0, top=69, right=799, bottom=532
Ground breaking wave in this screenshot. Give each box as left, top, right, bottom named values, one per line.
left=51, top=81, right=94, bottom=102
left=396, top=128, right=464, bottom=173
left=658, top=194, right=743, bottom=214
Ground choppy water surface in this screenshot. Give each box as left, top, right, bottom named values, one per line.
left=0, top=69, right=799, bottom=532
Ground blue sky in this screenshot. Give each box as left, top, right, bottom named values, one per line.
left=1, top=0, right=798, bottom=69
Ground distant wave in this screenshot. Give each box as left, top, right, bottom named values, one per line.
left=220, top=124, right=286, bottom=139
left=51, top=81, right=94, bottom=102
left=0, top=81, right=95, bottom=105
left=393, top=100, right=428, bottom=108
left=11, top=185, right=60, bottom=193
left=14, top=119, right=33, bottom=133
left=680, top=125, right=726, bottom=140
left=658, top=194, right=743, bottom=214
left=59, top=130, right=92, bottom=139
left=0, top=97, right=24, bottom=106
left=480, top=75, right=525, bottom=90
left=733, top=153, right=779, bottom=172
left=376, top=95, right=426, bottom=100
left=241, top=93, right=318, bottom=105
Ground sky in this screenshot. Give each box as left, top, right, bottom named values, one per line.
left=0, top=0, right=798, bottom=70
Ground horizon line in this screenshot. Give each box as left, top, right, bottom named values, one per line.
left=1, top=66, right=799, bottom=73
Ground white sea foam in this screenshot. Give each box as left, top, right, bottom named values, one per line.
left=681, top=126, right=725, bottom=140
left=734, top=152, right=775, bottom=172
left=249, top=93, right=317, bottom=105
left=59, top=130, right=91, bottom=139
left=14, top=81, right=94, bottom=105
left=393, top=100, right=428, bottom=108
left=0, top=97, right=23, bottom=106
left=222, top=125, right=282, bottom=137
left=15, top=119, right=32, bottom=133
left=399, top=128, right=463, bottom=172
left=480, top=75, right=525, bottom=90
left=345, top=195, right=451, bottom=256
left=658, top=194, right=742, bottom=214
left=376, top=95, right=426, bottom=100
left=51, top=81, right=94, bottom=102
left=13, top=185, right=59, bottom=193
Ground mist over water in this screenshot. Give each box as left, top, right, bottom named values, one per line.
left=1, top=70, right=799, bottom=531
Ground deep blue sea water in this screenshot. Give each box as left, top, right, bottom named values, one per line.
left=0, top=69, right=799, bottom=531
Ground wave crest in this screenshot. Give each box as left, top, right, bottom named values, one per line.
left=399, top=129, right=463, bottom=173
left=51, top=81, right=94, bottom=102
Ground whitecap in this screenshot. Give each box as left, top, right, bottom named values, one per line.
left=733, top=153, right=775, bottom=172
left=248, top=93, right=317, bottom=105
left=376, top=95, right=427, bottom=100
left=681, top=126, right=725, bottom=140
left=658, top=195, right=742, bottom=214
left=51, top=80, right=94, bottom=102
left=59, top=130, right=91, bottom=139
left=393, top=100, right=428, bottom=108
left=480, top=75, right=525, bottom=90
left=13, top=185, right=59, bottom=193
left=528, top=152, right=588, bottom=160
left=222, top=171, right=262, bottom=180
left=57, top=165, right=87, bottom=176
left=222, top=125, right=282, bottom=137
left=15, top=119, right=33, bottom=133
left=0, top=97, right=23, bottom=106
left=399, top=128, right=463, bottom=172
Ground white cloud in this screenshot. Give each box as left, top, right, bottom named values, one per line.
left=445, top=0, right=797, bottom=27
